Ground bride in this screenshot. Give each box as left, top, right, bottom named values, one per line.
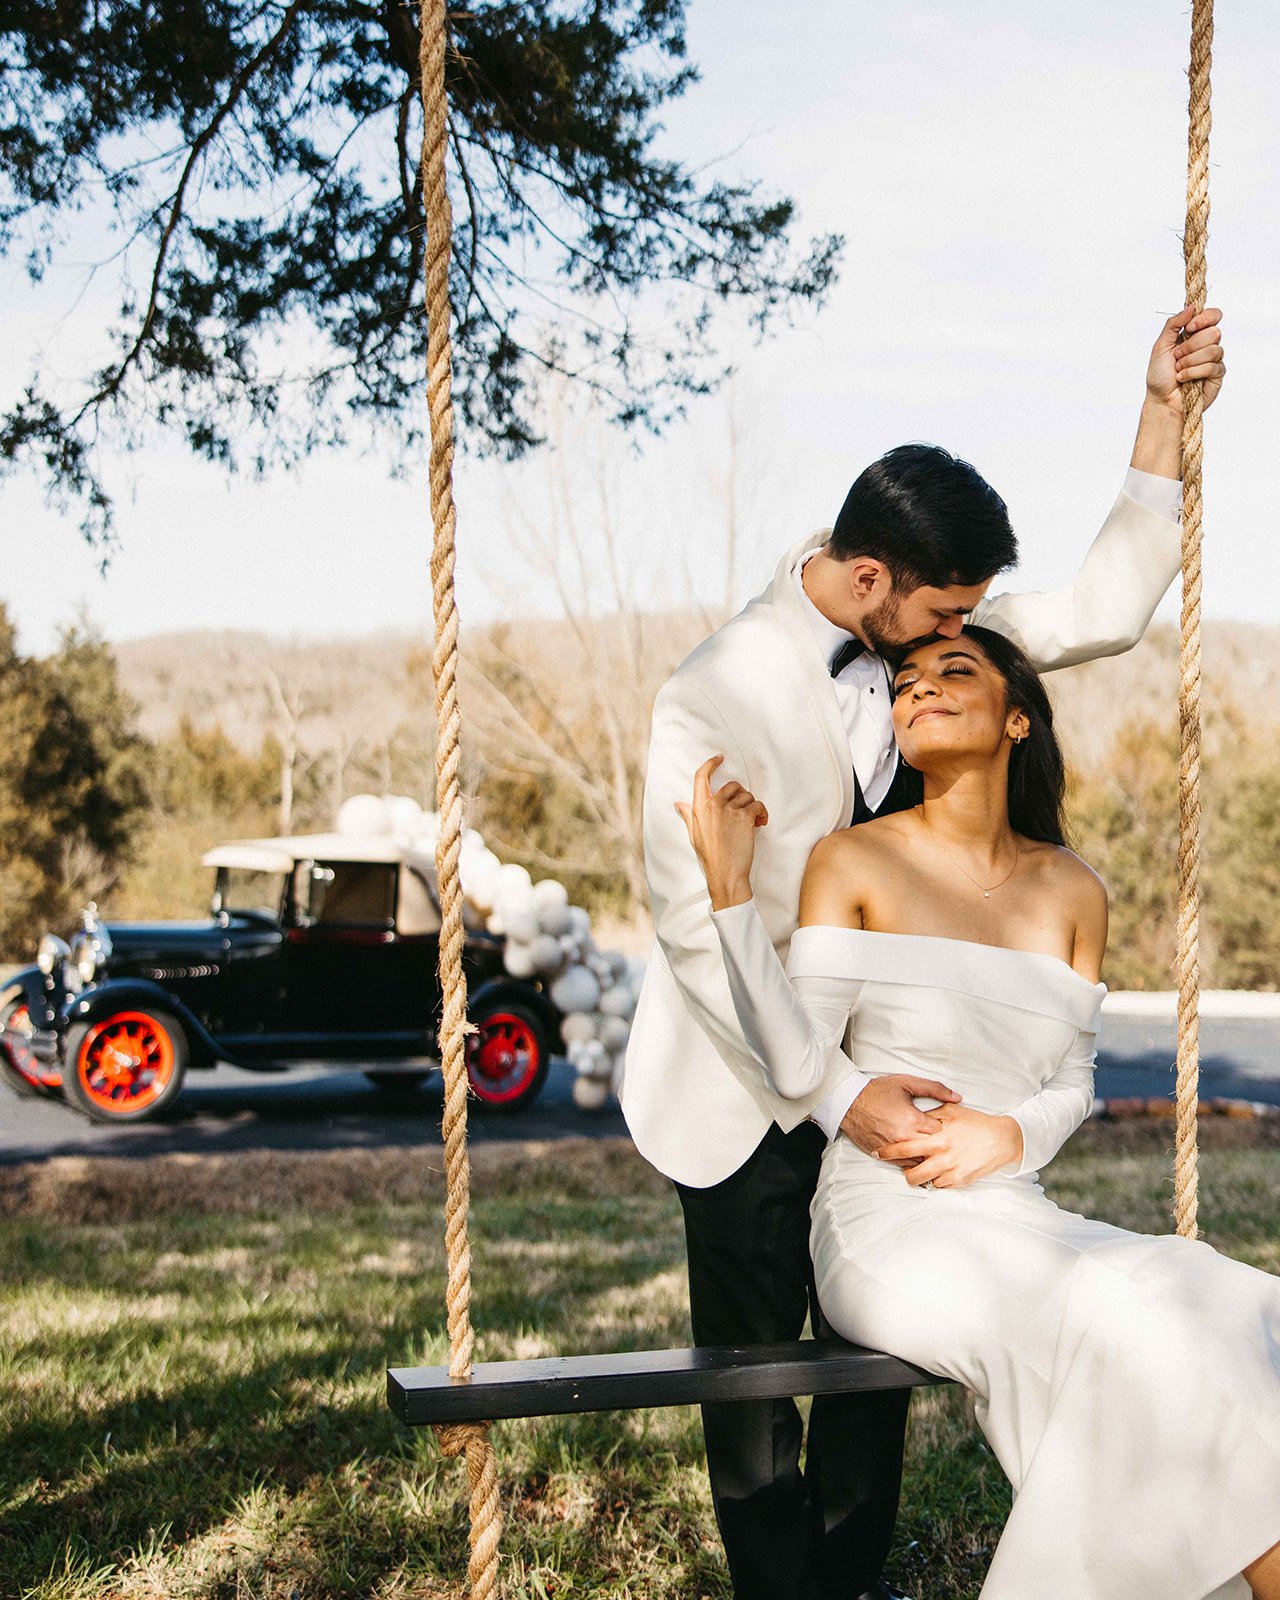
left=676, top=623, right=1280, bottom=1600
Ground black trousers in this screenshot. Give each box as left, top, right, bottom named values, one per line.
left=676, top=1121, right=910, bottom=1600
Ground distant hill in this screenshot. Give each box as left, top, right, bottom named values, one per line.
left=112, top=627, right=422, bottom=756
left=112, top=617, right=1280, bottom=778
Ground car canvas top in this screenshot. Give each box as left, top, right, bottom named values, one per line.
left=201, top=833, right=439, bottom=878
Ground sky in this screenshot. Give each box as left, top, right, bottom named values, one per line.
left=2, top=0, right=1277, bottom=656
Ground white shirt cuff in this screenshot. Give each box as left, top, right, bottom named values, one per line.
left=1123, top=466, right=1182, bottom=523
left=810, top=1070, right=872, bottom=1140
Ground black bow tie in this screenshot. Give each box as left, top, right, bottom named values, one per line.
left=829, top=637, right=867, bottom=678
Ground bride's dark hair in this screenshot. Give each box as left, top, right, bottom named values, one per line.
left=959, top=623, right=1069, bottom=847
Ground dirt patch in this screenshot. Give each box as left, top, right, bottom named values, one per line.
left=3, top=1120, right=1276, bottom=1227
left=0, top=1136, right=668, bottom=1224
left=1072, top=1114, right=1280, bottom=1158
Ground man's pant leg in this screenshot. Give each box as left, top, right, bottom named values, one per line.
left=806, top=1308, right=911, bottom=1598
left=677, top=1122, right=824, bottom=1600
left=677, top=1121, right=911, bottom=1600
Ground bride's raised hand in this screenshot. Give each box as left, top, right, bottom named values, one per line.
left=876, top=1102, right=1024, bottom=1190
left=675, top=754, right=769, bottom=911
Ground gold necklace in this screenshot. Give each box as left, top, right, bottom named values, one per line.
left=943, top=840, right=1021, bottom=898
left=916, top=809, right=1022, bottom=898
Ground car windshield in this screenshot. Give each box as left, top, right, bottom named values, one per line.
left=215, top=868, right=285, bottom=921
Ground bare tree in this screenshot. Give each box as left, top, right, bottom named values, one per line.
left=459, top=400, right=731, bottom=919
left=263, top=669, right=316, bottom=834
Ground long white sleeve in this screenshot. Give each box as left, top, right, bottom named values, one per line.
left=711, top=899, right=866, bottom=1102
left=1009, top=1027, right=1096, bottom=1176
left=972, top=488, right=1181, bottom=672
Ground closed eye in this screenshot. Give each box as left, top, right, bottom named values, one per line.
left=893, top=663, right=975, bottom=699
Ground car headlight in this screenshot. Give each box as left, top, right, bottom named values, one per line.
left=71, top=931, right=110, bottom=985
left=37, top=934, right=70, bottom=977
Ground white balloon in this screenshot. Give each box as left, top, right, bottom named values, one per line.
left=503, top=908, right=540, bottom=946
left=503, top=941, right=536, bottom=979
left=573, top=1075, right=610, bottom=1111
left=568, top=906, right=592, bottom=938
left=528, top=934, right=567, bottom=977
left=550, top=964, right=602, bottom=1014
left=604, top=949, right=629, bottom=979
left=599, top=1015, right=631, bottom=1052
left=532, top=878, right=570, bottom=911
left=560, top=1012, right=598, bottom=1045
left=337, top=794, right=391, bottom=836
left=416, top=812, right=443, bottom=845
left=497, top=862, right=534, bottom=897
left=537, top=903, right=574, bottom=938
left=580, top=1040, right=608, bottom=1076
left=461, top=857, right=501, bottom=914
left=599, top=984, right=637, bottom=1020
left=387, top=795, right=425, bottom=837
left=626, top=956, right=648, bottom=990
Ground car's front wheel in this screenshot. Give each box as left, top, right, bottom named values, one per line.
left=63, top=1008, right=188, bottom=1122
left=465, top=999, right=550, bottom=1111
left=0, top=994, right=50, bottom=1094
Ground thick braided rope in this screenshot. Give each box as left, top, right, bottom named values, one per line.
left=1174, top=0, right=1214, bottom=1241
left=417, top=0, right=502, bottom=1591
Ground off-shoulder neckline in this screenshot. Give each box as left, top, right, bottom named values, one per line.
left=790, top=924, right=1102, bottom=992
left=783, top=925, right=1106, bottom=1029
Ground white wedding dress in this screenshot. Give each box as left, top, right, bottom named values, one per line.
left=711, top=904, right=1280, bottom=1600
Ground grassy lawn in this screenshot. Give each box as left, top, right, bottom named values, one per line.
left=2, top=1121, right=1278, bottom=1600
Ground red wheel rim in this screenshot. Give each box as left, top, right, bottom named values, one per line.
left=76, top=1012, right=176, bottom=1113
left=466, top=1013, right=541, bottom=1104
left=2, top=1003, right=60, bottom=1089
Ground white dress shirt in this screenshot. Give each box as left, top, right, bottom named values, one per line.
left=802, top=466, right=1182, bottom=1138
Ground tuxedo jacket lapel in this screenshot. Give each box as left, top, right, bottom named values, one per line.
left=761, top=538, right=857, bottom=829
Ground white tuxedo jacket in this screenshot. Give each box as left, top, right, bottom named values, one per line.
left=620, top=489, right=1181, bottom=1187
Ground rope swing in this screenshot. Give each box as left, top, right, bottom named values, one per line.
left=413, top=0, right=1214, bottom=1589
left=1174, top=0, right=1214, bottom=1242
left=416, top=0, right=502, bottom=1591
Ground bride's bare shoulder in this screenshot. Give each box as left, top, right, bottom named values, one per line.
left=801, top=816, right=917, bottom=926
left=806, top=813, right=915, bottom=874
left=1023, top=839, right=1106, bottom=901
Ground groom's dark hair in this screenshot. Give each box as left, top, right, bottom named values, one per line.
left=829, top=443, right=1017, bottom=591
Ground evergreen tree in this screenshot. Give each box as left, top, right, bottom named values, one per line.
left=0, top=607, right=149, bottom=953
left=1, top=0, right=842, bottom=535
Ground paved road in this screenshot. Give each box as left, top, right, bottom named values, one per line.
left=2, top=1015, right=1277, bottom=1166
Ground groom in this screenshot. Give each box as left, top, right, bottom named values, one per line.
left=620, top=307, right=1226, bottom=1600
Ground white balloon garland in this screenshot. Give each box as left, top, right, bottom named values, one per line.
left=336, top=794, right=642, bottom=1108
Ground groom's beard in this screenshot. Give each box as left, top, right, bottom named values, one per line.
left=862, top=590, right=946, bottom=662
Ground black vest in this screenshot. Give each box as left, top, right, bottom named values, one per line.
left=850, top=756, right=920, bottom=827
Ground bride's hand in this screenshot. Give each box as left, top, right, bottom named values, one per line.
left=675, top=755, right=769, bottom=911
left=876, top=1102, right=1024, bottom=1189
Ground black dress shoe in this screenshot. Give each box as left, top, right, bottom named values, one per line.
left=853, top=1584, right=915, bottom=1600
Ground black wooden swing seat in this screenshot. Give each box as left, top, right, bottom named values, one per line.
left=388, top=1339, right=949, bottom=1427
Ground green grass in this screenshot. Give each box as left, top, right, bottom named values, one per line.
left=1, top=1123, right=1277, bottom=1600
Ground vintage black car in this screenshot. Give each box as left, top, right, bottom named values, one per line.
left=0, top=833, right=562, bottom=1122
